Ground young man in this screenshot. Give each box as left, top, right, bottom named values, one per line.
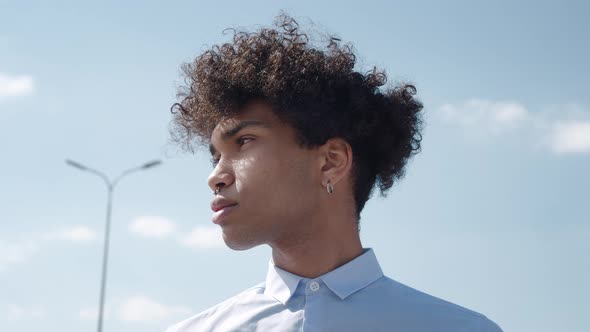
left=167, top=15, right=502, bottom=332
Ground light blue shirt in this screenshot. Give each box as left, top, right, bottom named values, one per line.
left=166, top=248, right=502, bottom=332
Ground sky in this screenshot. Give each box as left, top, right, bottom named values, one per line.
left=1, top=0, right=589, bottom=331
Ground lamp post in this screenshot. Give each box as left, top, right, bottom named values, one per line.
left=66, top=159, right=162, bottom=332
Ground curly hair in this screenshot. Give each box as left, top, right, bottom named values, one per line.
left=171, top=14, right=423, bottom=219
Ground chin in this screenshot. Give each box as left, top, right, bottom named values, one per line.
left=221, top=230, right=262, bottom=251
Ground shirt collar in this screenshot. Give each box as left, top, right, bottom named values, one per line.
left=264, top=248, right=384, bottom=304
left=263, top=259, right=303, bottom=305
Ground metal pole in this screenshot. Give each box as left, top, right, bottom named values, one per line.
left=65, top=159, right=161, bottom=332
left=97, top=185, right=113, bottom=332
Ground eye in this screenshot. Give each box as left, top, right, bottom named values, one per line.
left=210, top=137, right=252, bottom=168
left=237, top=136, right=254, bottom=146
left=210, top=156, right=220, bottom=168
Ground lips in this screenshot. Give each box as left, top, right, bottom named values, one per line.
left=211, top=197, right=238, bottom=213
left=211, top=197, right=238, bottom=225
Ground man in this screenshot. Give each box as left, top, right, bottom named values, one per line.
left=167, top=14, right=502, bottom=332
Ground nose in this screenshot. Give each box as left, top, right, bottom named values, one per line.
left=207, top=161, right=235, bottom=193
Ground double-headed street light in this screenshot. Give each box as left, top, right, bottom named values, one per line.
left=66, top=159, right=162, bottom=332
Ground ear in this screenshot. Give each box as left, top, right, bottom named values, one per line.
left=319, top=138, right=353, bottom=189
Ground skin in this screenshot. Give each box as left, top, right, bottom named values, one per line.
left=208, top=100, right=363, bottom=278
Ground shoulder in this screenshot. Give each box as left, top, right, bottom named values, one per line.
left=165, top=282, right=266, bottom=332
left=366, top=276, right=502, bottom=331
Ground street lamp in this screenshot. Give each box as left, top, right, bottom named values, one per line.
left=66, top=159, right=162, bottom=332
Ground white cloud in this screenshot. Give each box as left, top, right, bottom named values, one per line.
left=179, top=225, right=225, bottom=249
left=44, top=226, right=97, bottom=243
left=0, top=226, right=98, bottom=271
left=118, top=296, right=191, bottom=322
left=129, top=216, right=177, bottom=238
left=128, top=216, right=226, bottom=249
left=0, top=241, right=38, bottom=271
left=79, top=307, right=97, bottom=321
left=549, top=121, right=590, bottom=154
left=439, top=99, right=528, bottom=134
left=0, top=73, right=34, bottom=98
left=438, top=100, right=590, bottom=155
left=5, top=305, right=46, bottom=320
left=6, top=305, right=25, bottom=320
left=79, top=306, right=110, bottom=321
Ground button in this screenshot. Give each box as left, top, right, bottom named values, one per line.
left=309, top=281, right=320, bottom=292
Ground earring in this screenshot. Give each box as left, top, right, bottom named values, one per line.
left=326, top=180, right=334, bottom=194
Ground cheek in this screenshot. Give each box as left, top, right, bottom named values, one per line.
left=233, top=151, right=317, bottom=212
left=283, top=157, right=320, bottom=208
left=232, top=154, right=275, bottom=197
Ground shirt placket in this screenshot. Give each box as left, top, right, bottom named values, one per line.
left=301, top=279, right=327, bottom=332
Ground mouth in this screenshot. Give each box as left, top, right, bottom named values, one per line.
left=212, top=204, right=238, bottom=225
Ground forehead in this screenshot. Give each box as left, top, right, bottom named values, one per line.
left=211, top=101, right=280, bottom=137
left=209, top=101, right=295, bottom=158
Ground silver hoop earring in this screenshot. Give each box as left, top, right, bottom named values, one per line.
left=326, top=180, right=334, bottom=194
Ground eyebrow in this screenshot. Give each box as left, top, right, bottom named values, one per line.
left=209, top=120, right=270, bottom=156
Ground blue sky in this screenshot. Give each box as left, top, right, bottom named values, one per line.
left=1, top=0, right=588, bottom=331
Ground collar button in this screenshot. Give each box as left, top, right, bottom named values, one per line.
left=309, top=281, right=320, bottom=292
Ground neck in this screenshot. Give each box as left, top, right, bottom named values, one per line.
left=270, top=208, right=363, bottom=278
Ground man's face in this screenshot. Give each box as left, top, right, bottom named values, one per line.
left=208, top=101, right=321, bottom=250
